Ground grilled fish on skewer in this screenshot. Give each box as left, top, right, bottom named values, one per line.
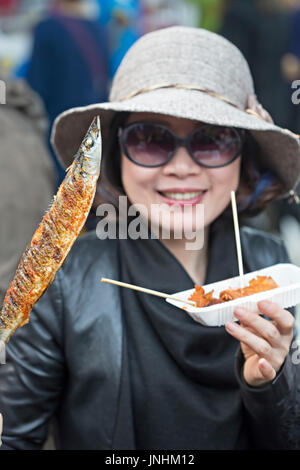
left=0, top=116, right=102, bottom=342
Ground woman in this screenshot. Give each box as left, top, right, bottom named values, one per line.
left=0, top=26, right=300, bottom=450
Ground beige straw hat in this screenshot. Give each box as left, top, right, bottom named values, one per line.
left=51, top=25, right=300, bottom=199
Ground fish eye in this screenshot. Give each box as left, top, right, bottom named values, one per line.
left=84, top=136, right=94, bottom=149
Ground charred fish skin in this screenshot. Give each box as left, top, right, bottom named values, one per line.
left=0, top=116, right=102, bottom=343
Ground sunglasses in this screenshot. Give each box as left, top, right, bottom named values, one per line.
left=118, top=122, right=244, bottom=169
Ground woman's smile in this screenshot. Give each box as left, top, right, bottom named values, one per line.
left=156, top=188, right=208, bottom=205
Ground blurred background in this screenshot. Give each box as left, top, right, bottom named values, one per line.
left=0, top=0, right=300, bottom=319
left=1, top=0, right=300, bottom=450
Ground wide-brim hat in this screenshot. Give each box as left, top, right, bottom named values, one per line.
left=51, top=26, right=300, bottom=199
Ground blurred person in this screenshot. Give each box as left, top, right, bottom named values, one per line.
left=220, top=0, right=294, bottom=130
left=0, top=77, right=54, bottom=305
left=97, top=0, right=143, bottom=77
left=276, top=0, right=300, bottom=223
left=0, top=27, right=300, bottom=450
left=220, top=0, right=300, bottom=231
left=26, top=0, right=110, bottom=186
left=281, top=0, right=300, bottom=125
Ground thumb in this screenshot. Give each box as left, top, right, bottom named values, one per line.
left=258, top=358, right=276, bottom=383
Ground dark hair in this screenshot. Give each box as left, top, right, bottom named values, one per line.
left=233, top=131, right=284, bottom=221
left=93, top=112, right=130, bottom=209
left=93, top=113, right=285, bottom=221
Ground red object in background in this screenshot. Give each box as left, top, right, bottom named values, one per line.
left=0, top=0, right=20, bottom=15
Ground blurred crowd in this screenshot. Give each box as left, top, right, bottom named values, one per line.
left=1, top=0, right=300, bottom=298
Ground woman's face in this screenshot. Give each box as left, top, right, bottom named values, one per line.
left=120, top=112, right=242, bottom=237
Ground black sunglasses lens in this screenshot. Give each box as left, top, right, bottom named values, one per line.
left=190, top=126, right=241, bottom=166
left=124, top=123, right=175, bottom=166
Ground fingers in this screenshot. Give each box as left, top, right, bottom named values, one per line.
left=233, top=306, right=281, bottom=347
left=225, top=301, right=294, bottom=372
left=225, top=321, right=275, bottom=364
left=257, top=300, right=295, bottom=336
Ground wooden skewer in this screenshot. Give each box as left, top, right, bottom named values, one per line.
left=231, top=190, right=245, bottom=289
left=101, top=278, right=197, bottom=307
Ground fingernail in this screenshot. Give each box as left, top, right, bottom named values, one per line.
left=258, top=300, right=273, bottom=312
left=259, top=358, right=268, bottom=368
left=234, top=307, right=246, bottom=317
left=225, top=321, right=238, bottom=331
left=259, top=300, right=271, bottom=307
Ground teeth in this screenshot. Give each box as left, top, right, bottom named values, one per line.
left=161, top=191, right=205, bottom=200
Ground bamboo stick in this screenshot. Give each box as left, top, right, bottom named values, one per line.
left=101, top=278, right=197, bottom=307
left=231, top=190, right=245, bottom=288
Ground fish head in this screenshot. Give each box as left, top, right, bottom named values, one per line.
left=77, top=115, right=102, bottom=176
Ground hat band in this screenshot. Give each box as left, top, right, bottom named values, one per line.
left=118, top=83, right=266, bottom=118
left=118, top=83, right=240, bottom=108
left=118, top=83, right=300, bottom=136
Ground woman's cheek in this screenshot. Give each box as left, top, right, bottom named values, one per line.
left=217, top=160, right=241, bottom=195
left=121, top=155, right=136, bottom=199
left=121, top=157, right=153, bottom=204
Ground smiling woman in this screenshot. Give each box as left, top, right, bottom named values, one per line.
left=0, top=26, right=300, bottom=451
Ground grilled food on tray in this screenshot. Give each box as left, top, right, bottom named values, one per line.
left=188, top=275, right=279, bottom=308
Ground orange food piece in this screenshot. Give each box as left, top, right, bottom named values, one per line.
left=188, top=285, right=215, bottom=307
left=188, top=275, right=279, bottom=308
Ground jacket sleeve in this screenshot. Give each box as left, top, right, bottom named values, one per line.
left=236, top=237, right=300, bottom=449
left=236, top=347, right=300, bottom=449
left=0, top=270, right=65, bottom=450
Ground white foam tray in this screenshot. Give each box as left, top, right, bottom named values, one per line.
left=166, top=263, right=300, bottom=327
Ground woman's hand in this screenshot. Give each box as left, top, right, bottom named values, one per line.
left=225, top=300, right=295, bottom=387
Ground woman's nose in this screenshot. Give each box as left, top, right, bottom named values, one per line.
left=162, top=145, right=202, bottom=178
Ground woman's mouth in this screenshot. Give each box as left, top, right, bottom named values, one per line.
left=157, top=189, right=207, bottom=205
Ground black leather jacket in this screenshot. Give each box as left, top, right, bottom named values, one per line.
left=0, top=225, right=299, bottom=450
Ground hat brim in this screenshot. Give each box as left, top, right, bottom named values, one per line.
left=51, top=88, right=300, bottom=195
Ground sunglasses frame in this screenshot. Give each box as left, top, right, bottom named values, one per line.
left=118, top=121, right=245, bottom=169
